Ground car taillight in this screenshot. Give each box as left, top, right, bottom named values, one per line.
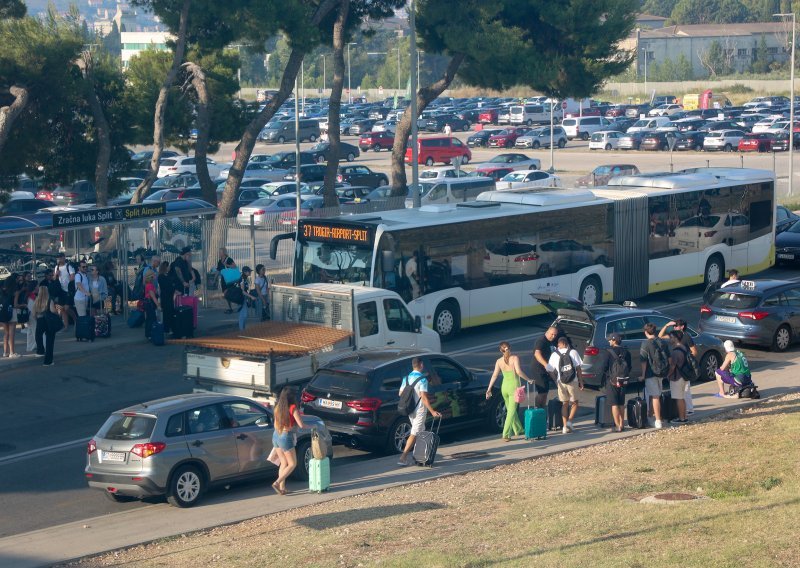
left=168, top=166, right=177, bottom=171
left=87, top=439, right=97, bottom=455
left=738, top=310, right=770, bottom=321
left=514, top=253, right=539, bottom=262
left=301, top=390, right=317, bottom=403
left=253, top=209, right=266, bottom=215
left=346, top=398, right=382, bottom=412
left=131, top=442, right=166, bottom=458
left=703, top=230, right=717, bottom=238
left=65, top=192, right=78, bottom=198
left=584, top=346, right=600, bottom=356
left=700, top=305, right=712, bottom=314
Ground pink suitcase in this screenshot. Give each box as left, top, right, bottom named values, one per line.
left=176, top=295, right=198, bottom=328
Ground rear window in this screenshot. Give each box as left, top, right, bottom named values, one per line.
left=562, top=119, right=576, bottom=126
left=161, top=159, right=177, bottom=166
left=709, top=291, right=760, bottom=310
left=310, top=370, right=370, bottom=395
left=98, top=413, right=156, bottom=441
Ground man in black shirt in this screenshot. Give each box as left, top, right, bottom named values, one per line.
left=659, top=318, right=697, bottom=415
left=531, top=326, right=559, bottom=408
left=604, top=334, right=631, bottom=433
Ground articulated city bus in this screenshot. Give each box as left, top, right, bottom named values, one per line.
left=292, top=168, right=775, bottom=339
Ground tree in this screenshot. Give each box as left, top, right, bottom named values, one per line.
left=0, top=0, right=26, bottom=19
left=751, top=34, right=771, bottom=74
left=698, top=38, right=734, bottom=76
left=669, top=0, right=749, bottom=24
left=321, top=0, right=349, bottom=208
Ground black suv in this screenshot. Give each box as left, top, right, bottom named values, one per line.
left=300, top=349, right=502, bottom=454
left=425, top=114, right=471, bottom=133
left=282, top=163, right=327, bottom=183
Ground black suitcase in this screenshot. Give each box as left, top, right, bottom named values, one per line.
left=660, top=391, right=678, bottom=421
left=75, top=315, right=95, bottom=342
left=171, top=306, right=194, bottom=339
left=413, top=416, right=441, bottom=467
left=595, top=395, right=610, bottom=427
left=627, top=396, right=648, bottom=429
left=547, top=398, right=564, bottom=431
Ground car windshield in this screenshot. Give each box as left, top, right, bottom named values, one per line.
left=407, top=182, right=435, bottom=198
left=310, top=370, right=370, bottom=395
left=310, top=142, right=328, bottom=151
left=420, top=170, right=442, bottom=179
left=131, top=151, right=150, bottom=161
left=709, top=291, right=760, bottom=310
left=786, top=219, right=800, bottom=233
left=680, top=215, right=720, bottom=228
left=247, top=198, right=276, bottom=207
left=502, top=172, right=528, bottom=182
left=590, top=133, right=604, bottom=141
left=593, top=166, right=612, bottom=175
left=98, top=413, right=156, bottom=441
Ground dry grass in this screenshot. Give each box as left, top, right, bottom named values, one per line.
left=68, top=394, right=800, bottom=568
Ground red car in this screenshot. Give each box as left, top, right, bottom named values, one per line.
left=605, top=105, right=627, bottom=118
left=478, top=108, right=500, bottom=124
left=473, top=166, right=515, bottom=181
left=565, top=107, right=602, bottom=118
left=488, top=127, right=528, bottom=148
left=738, top=132, right=775, bottom=152
left=359, top=131, right=394, bottom=152
left=35, top=188, right=56, bottom=201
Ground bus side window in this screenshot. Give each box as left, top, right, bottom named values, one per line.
left=357, top=302, right=379, bottom=337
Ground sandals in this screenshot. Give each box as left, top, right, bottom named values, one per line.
left=271, top=482, right=286, bottom=495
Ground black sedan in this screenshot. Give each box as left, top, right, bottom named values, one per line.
left=300, top=349, right=502, bottom=454
left=776, top=218, right=800, bottom=264
left=336, top=165, right=389, bottom=189
left=425, top=114, right=471, bottom=133
left=674, top=131, right=706, bottom=151
left=307, top=141, right=361, bottom=163
left=0, top=199, right=54, bottom=216
left=283, top=164, right=327, bottom=183
left=777, top=205, right=800, bottom=234
left=466, top=129, right=501, bottom=147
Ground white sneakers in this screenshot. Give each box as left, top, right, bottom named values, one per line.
left=562, top=426, right=569, bottom=434
left=654, top=420, right=664, bottom=429
left=566, top=421, right=574, bottom=432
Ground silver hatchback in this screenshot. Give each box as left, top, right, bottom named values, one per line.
left=85, top=393, right=332, bottom=507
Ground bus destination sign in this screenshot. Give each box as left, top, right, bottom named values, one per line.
left=301, top=222, right=371, bottom=244
left=52, top=203, right=167, bottom=229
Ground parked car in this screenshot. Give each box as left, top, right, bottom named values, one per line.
left=471, top=166, right=515, bottom=181
left=776, top=205, right=800, bottom=234
left=466, top=129, right=501, bottom=147
left=130, top=149, right=180, bottom=168
left=151, top=173, right=199, bottom=190
left=157, top=156, right=222, bottom=179
left=371, top=119, right=398, bottom=134
left=404, top=136, right=472, bottom=166
left=532, top=293, right=722, bottom=387
left=425, top=114, right=471, bottom=132
left=259, top=181, right=311, bottom=196
left=283, top=164, right=327, bottom=183
left=515, top=126, right=568, bottom=149
left=52, top=180, right=96, bottom=205
left=337, top=165, right=390, bottom=189
left=648, top=104, right=683, bottom=117
left=266, top=151, right=317, bottom=169
left=478, top=108, right=500, bottom=124
left=617, top=131, right=646, bottom=150
left=562, top=116, right=613, bottom=141
left=674, top=131, right=706, bottom=151
left=0, top=199, right=54, bottom=216
left=475, top=153, right=541, bottom=170
left=259, top=118, right=320, bottom=143
left=673, top=117, right=707, bottom=132
left=575, top=164, right=640, bottom=187
left=771, top=131, right=800, bottom=152
left=776, top=218, right=800, bottom=265
left=350, top=185, right=401, bottom=203
left=496, top=170, right=562, bottom=189
left=703, top=130, right=747, bottom=152
left=219, top=162, right=289, bottom=181
left=300, top=349, right=501, bottom=454
left=349, top=119, right=378, bottom=136
left=640, top=131, right=673, bottom=151
left=307, top=141, right=360, bottom=163
left=236, top=194, right=308, bottom=228
left=588, top=130, right=625, bottom=150
left=668, top=212, right=750, bottom=254
left=278, top=196, right=326, bottom=228
left=699, top=280, right=800, bottom=352
left=85, top=393, right=332, bottom=507
left=334, top=185, right=374, bottom=203
left=359, top=131, right=395, bottom=152
left=738, top=132, right=776, bottom=152
left=488, top=127, right=530, bottom=148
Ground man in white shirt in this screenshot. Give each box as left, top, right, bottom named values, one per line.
left=545, top=337, right=584, bottom=434
left=405, top=252, right=419, bottom=299
left=720, top=269, right=740, bottom=288
left=397, top=358, right=441, bottom=467
left=73, top=261, right=90, bottom=317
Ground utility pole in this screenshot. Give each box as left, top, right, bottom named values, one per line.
left=776, top=12, right=796, bottom=197
left=410, top=0, right=420, bottom=207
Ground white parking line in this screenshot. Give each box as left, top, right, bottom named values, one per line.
left=0, top=438, right=90, bottom=467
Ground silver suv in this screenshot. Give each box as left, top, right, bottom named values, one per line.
left=85, top=393, right=332, bottom=507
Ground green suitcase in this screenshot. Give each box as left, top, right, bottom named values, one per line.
left=308, top=457, right=331, bottom=493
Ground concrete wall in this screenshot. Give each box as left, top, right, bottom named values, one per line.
left=604, top=79, right=798, bottom=97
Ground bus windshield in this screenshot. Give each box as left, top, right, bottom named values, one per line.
left=294, top=224, right=374, bottom=286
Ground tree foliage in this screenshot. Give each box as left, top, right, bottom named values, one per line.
left=0, top=0, right=26, bottom=19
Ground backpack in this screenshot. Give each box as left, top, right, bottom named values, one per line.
left=648, top=338, right=670, bottom=377
left=0, top=293, right=12, bottom=323
left=676, top=346, right=700, bottom=381
left=130, top=267, right=146, bottom=301
left=558, top=351, right=577, bottom=384
left=397, top=375, right=423, bottom=416
left=607, top=348, right=630, bottom=384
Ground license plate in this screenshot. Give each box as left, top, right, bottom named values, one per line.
left=101, top=451, right=126, bottom=462
left=317, top=398, right=342, bottom=409
left=679, top=240, right=693, bottom=247
left=777, top=253, right=794, bottom=260
left=715, top=315, right=737, bottom=324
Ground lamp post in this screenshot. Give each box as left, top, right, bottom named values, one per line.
left=347, top=42, right=357, bottom=104
left=410, top=0, right=419, bottom=207
left=548, top=100, right=556, bottom=173
left=320, top=54, right=326, bottom=93
left=776, top=12, right=796, bottom=197
left=641, top=48, right=648, bottom=103
left=368, top=48, right=401, bottom=106
left=300, top=59, right=305, bottom=116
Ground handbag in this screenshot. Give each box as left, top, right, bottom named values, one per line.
left=311, top=428, right=327, bottom=460
left=45, top=310, right=64, bottom=334
left=16, top=307, right=30, bottom=324
left=514, top=374, right=526, bottom=404
left=267, top=447, right=281, bottom=467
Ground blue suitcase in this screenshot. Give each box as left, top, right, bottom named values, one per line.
left=309, top=457, right=331, bottom=493
left=151, top=321, right=165, bottom=346
left=127, top=310, right=144, bottom=328
left=75, top=315, right=95, bottom=342
left=522, top=384, right=547, bottom=440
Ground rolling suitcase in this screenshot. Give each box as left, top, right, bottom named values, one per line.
left=94, top=311, right=111, bottom=338
left=523, top=383, right=547, bottom=440
left=150, top=321, right=165, bottom=346
left=127, top=309, right=144, bottom=328
left=547, top=398, right=564, bottom=431
left=308, top=457, right=331, bottom=493
left=176, top=295, right=198, bottom=328
left=171, top=306, right=194, bottom=339
left=660, top=391, right=678, bottom=421
left=595, top=395, right=610, bottom=427
left=627, top=393, right=648, bottom=429
left=413, top=415, right=442, bottom=467
left=75, top=315, right=95, bottom=342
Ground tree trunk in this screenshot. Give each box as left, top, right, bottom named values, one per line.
left=0, top=85, right=29, bottom=157
left=80, top=54, right=111, bottom=209
left=183, top=62, right=215, bottom=204
left=131, top=0, right=190, bottom=204
left=390, top=53, right=465, bottom=193
left=321, top=0, right=348, bottom=208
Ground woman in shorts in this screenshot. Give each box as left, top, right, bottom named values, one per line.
left=271, top=387, right=306, bottom=495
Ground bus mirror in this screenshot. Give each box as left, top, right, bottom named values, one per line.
left=382, top=250, right=395, bottom=273
left=414, top=315, right=422, bottom=333
left=269, top=232, right=295, bottom=260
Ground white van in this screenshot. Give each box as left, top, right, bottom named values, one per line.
left=626, top=116, right=672, bottom=134
left=405, top=177, right=496, bottom=208
left=509, top=104, right=550, bottom=126
left=561, top=116, right=612, bottom=140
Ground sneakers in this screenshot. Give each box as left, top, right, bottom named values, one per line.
left=7, top=353, right=21, bottom=359
left=654, top=420, right=664, bottom=429
left=566, top=421, right=574, bottom=432
left=562, top=426, right=569, bottom=434
left=670, top=418, right=688, bottom=425
left=43, top=362, right=55, bottom=367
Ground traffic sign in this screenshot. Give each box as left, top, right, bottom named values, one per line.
left=52, top=203, right=167, bottom=229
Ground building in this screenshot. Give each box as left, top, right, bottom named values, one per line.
left=121, top=31, right=173, bottom=67
left=623, top=22, right=791, bottom=78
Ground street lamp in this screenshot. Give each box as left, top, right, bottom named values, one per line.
left=347, top=42, right=357, bottom=104
left=410, top=0, right=420, bottom=206
left=367, top=47, right=401, bottom=106
left=776, top=12, right=796, bottom=197
left=417, top=50, right=424, bottom=88
left=320, top=54, right=326, bottom=93
left=641, top=47, right=648, bottom=103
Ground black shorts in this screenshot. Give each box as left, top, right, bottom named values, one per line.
left=533, top=374, right=552, bottom=394
left=606, top=383, right=626, bottom=406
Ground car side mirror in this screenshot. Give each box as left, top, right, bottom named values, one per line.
left=414, top=315, right=422, bottom=333
left=255, top=415, right=271, bottom=427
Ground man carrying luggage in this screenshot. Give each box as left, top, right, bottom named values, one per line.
left=545, top=337, right=584, bottom=434
left=667, top=331, right=690, bottom=424
left=532, top=326, right=559, bottom=408
left=604, top=333, right=631, bottom=433
left=640, top=323, right=667, bottom=429
left=659, top=319, right=697, bottom=415
left=397, top=358, right=441, bottom=467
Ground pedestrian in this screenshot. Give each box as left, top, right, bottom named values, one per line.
left=667, top=330, right=690, bottom=425
left=639, top=323, right=668, bottom=428
left=443, top=123, right=452, bottom=136
left=405, top=251, right=420, bottom=299
left=0, top=275, right=20, bottom=357
left=604, top=333, right=631, bottom=432
left=33, top=285, right=59, bottom=366
left=169, top=247, right=193, bottom=298
left=26, top=282, right=38, bottom=354
left=397, top=358, right=442, bottom=466
left=157, top=261, right=174, bottom=334
left=486, top=341, right=534, bottom=441
left=546, top=336, right=584, bottom=434
left=73, top=261, right=90, bottom=317
left=254, top=264, right=270, bottom=321
left=531, top=326, right=559, bottom=408
left=720, top=269, right=740, bottom=288
left=659, top=319, right=696, bottom=415
left=216, top=248, right=234, bottom=313
left=270, top=387, right=306, bottom=495
left=54, top=253, right=75, bottom=330
left=143, top=271, right=160, bottom=341
left=88, top=265, right=108, bottom=317
left=238, top=266, right=254, bottom=330
left=715, top=340, right=752, bottom=397
left=101, top=261, right=123, bottom=314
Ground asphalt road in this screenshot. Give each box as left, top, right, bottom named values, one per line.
left=1, top=265, right=798, bottom=538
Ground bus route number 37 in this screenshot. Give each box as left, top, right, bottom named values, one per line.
left=303, top=223, right=370, bottom=244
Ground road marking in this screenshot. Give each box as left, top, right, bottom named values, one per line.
left=0, top=438, right=90, bottom=467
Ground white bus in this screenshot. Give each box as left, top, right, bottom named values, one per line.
left=289, top=168, right=775, bottom=339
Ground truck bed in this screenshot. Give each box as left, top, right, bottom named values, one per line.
left=171, top=321, right=353, bottom=356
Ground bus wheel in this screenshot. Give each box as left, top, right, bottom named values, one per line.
left=704, top=254, right=724, bottom=287
left=434, top=300, right=460, bottom=341
left=579, top=276, right=602, bottom=307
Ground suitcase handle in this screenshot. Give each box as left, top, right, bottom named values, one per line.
left=428, top=414, right=442, bottom=435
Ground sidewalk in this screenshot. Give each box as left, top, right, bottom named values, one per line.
left=0, top=304, right=254, bottom=372
left=1, top=353, right=797, bottom=568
